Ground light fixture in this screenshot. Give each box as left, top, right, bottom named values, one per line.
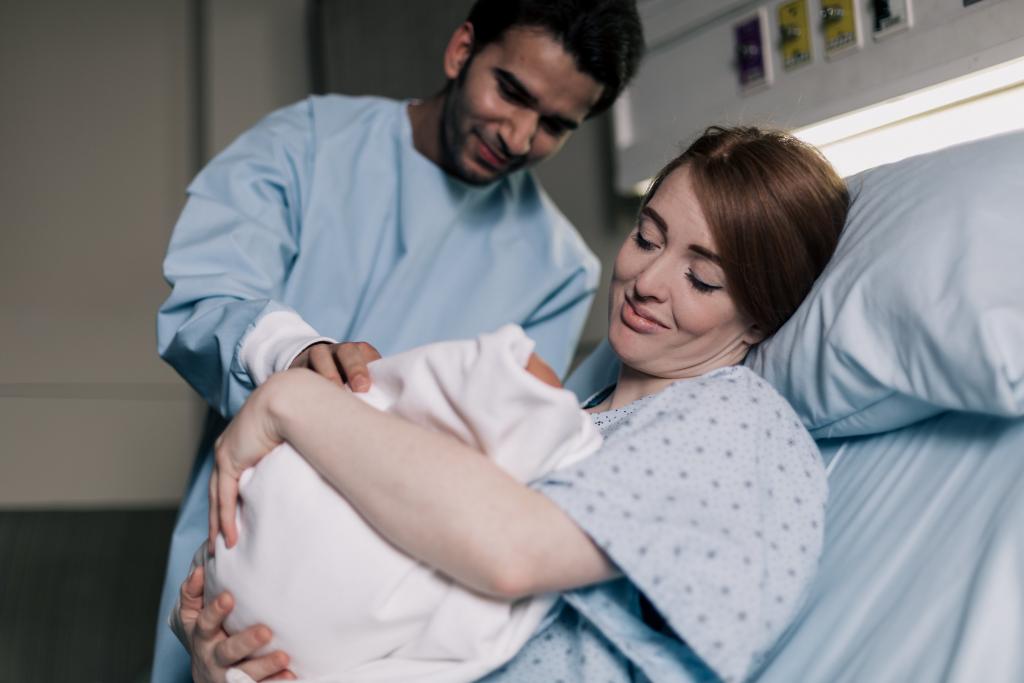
left=795, top=55, right=1024, bottom=176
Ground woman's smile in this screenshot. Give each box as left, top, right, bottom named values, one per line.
left=621, top=295, right=667, bottom=333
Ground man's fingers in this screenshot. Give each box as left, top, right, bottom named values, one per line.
left=234, top=650, right=291, bottom=682
left=335, top=343, right=374, bottom=392
left=212, top=625, right=272, bottom=668
left=196, top=591, right=232, bottom=640
left=357, top=341, right=382, bottom=362
left=308, top=345, right=344, bottom=385
left=218, top=467, right=240, bottom=548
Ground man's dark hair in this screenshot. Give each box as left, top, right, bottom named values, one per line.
left=465, top=0, right=644, bottom=116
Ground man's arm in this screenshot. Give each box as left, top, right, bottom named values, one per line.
left=157, top=99, right=338, bottom=416
left=521, top=256, right=599, bottom=378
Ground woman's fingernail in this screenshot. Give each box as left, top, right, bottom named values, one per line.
left=353, top=377, right=369, bottom=392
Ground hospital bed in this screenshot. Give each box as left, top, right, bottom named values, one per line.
left=568, top=129, right=1024, bottom=682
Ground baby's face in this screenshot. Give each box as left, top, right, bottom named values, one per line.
left=525, top=353, right=562, bottom=389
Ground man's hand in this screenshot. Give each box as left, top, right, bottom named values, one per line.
left=172, top=564, right=295, bottom=683
left=525, top=352, right=562, bottom=389
left=289, top=341, right=381, bottom=392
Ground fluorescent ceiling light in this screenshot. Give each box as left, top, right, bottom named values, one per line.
left=626, top=56, right=1024, bottom=194
left=795, top=55, right=1024, bottom=176
left=810, top=81, right=1024, bottom=177
left=796, top=56, right=1024, bottom=147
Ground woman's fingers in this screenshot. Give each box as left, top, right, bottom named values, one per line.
left=196, top=591, right=233, bottom=641
left=218, top=462, right=240, bottom=548
left=182, top=564, right=204, bottom=604
left=234, top=650, right=291, bottom=682
left=264, top=670, right=298, bottom=681
left=212, top=625, right=272, bottom=667
left=208, top=466, right=220, bottom=551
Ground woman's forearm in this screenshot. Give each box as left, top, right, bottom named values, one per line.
left=267, top=369, right=616, bottom=599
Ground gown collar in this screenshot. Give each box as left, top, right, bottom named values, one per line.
left=395, top=101, right=510, bottom=253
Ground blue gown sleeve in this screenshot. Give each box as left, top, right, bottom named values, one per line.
left=157, top=99, right=315, bottom=417
left=521, top=260, right=599, bottom=378
left=533, top=369, right=828, bottom=683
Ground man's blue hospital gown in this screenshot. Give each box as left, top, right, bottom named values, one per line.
left=152, top=95, right=599, bottom=682
left=483, top=366, right=827, bottom=682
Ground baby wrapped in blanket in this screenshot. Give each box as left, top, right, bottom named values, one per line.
left=203, top=325, right=603, bottom=683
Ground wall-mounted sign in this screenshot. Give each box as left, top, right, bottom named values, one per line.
left=779, top=0, right=813, bottom=70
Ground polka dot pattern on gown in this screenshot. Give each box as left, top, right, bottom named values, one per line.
left=485, top=365, right=827, bottom=683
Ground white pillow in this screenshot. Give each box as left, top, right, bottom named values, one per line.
left=746, top=130, right=1024, bottom=438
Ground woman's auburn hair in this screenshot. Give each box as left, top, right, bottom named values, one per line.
left=641, top=126, right=850, bottom=339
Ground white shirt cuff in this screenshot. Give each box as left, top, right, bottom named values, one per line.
left=239, top=310, right=336, bottom=385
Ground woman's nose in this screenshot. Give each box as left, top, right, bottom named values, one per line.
left=633, top=255, right=670, bottom=302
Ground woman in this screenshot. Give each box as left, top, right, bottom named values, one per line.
left=174, top=126, right=849, bottom=683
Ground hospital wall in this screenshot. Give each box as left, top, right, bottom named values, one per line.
left=616, top=0, right=1024, bottom=192
left=0, top=0, right=309, bottom=507
left=0, top=0, right=626, bottom=507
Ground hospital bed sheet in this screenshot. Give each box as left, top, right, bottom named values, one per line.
left=753, top=411, right=1024, bottom=682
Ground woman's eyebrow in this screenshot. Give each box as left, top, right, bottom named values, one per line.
left=643, top=206, right=721, bottom=262
left=640, top=206, right=668, bottom=235
left=689, top=244, right=722, bottom=264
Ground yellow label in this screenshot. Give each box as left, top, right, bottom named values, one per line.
left=822, top=0, right=858, bottom=58
left=778, top=0, right=812, bottom=70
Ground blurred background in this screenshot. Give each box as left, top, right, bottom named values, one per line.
left=3, top=0, right=1023, bottom=679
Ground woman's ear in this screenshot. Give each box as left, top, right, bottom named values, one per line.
left=742, top=322, right=765, bottom=347
left=443, top=22, right=475, bottom=80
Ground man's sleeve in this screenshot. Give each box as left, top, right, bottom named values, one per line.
left=522, top=254, right=600, bottom=379
left=156, top=98, right=326, bottom=418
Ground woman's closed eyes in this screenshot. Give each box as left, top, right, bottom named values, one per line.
left=632, top=228, right=723, bottom=294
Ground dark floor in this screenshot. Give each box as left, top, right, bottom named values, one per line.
left=0, top=508, right=177, bottom=683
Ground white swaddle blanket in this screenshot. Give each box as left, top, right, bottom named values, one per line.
left=204, top=325, right=603, bottom=683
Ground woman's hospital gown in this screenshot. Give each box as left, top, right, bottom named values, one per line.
left=481, top=365, right=827, bottom=683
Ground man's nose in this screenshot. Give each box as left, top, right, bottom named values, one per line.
left=502, top=109, right=539, bottom=158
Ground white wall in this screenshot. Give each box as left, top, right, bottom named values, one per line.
left=616, top=0, right=1024, bottom=191
left=0, top=0, right=309, bottom=506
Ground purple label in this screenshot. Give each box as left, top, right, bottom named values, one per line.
left=735, top=16, right=765, bottom=87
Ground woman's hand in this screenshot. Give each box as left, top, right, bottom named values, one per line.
left=210, top=373, right=291, bottom=550
left=172, top=564, right=295, bottom=682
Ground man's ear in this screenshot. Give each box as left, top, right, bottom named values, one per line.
left=443, top=22, right=475, bottom=80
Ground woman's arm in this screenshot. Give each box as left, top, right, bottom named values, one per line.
left=215, top=369, right=617, bottom=600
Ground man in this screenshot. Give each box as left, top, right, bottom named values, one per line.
left=153, top=1, right=643, bottom=680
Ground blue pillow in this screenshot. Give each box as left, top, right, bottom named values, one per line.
left=746, top=130, right=1024, bottom=438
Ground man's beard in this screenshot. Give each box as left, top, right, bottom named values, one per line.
left=439, top=62, right=525, bottom=186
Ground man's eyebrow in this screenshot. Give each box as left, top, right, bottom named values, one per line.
left=494, top=68, right=580, bottom=131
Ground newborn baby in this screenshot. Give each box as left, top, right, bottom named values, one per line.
left=203, top=325, right=602, bottom=683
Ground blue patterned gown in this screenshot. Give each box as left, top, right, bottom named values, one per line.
left=481, top=365, right=827, bottom=683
